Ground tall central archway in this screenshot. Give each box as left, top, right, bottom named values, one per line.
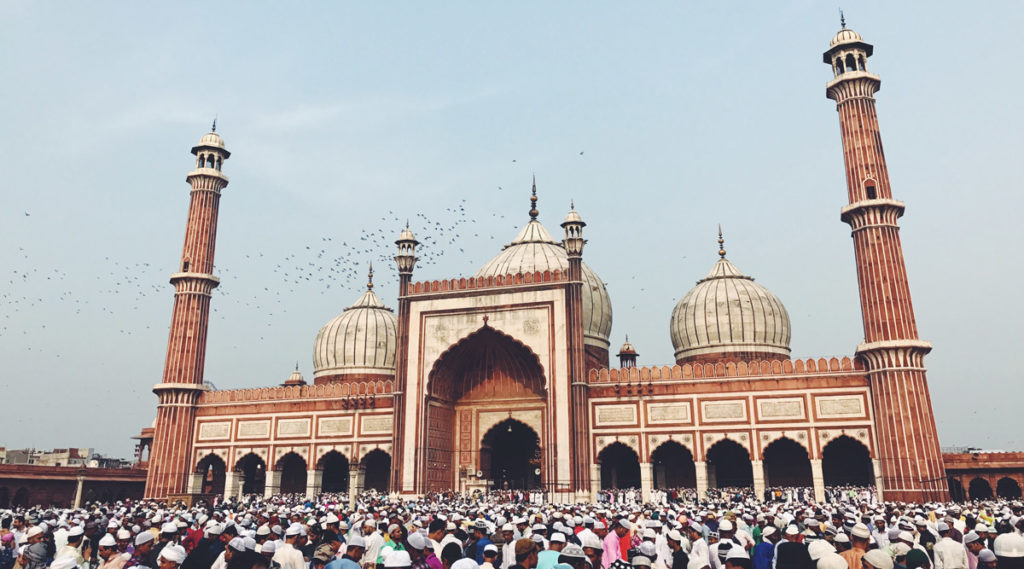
left=235, top=453, right=266, bottom=495
left=423, top=326, right=546, bottom=492
left=481, top=419, right=540, bottom=489
left=762, top=438, right=811, bottom=488
left=277, top=453, right=307, bottom=495
left=196, top=454, right=226, bottom=495
left=652, top=441, right=696, bottom=489
left=599, top=442, right=641, bottom=489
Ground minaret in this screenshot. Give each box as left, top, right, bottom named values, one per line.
left=824, top=22, right=948, bottom=501
left=391, top=223, right=418, bottom=493
left=560, top=196, right=590, bottom=500
left=145, top=125, right=230, bottom=499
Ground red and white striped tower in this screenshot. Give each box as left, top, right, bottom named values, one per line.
left=560, top=198, right=590, bottom=500
left=145, top=126, right=231, bottom=499
left=824, top=22, right=948, bottom=501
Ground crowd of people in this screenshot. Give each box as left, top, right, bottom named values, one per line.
left=0, top=487, right=1022, bottom=569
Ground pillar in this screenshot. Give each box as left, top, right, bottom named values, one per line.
left=707, top=463, right=717, bottom=490
left=223, top=471, right=240, bottom=500
left=640, top=462, right=653, bottom=503
left=348, top=464, right=365, bottom=509
left=306, top=470, right=322, bottom=500
left=187, top=473, right=203, bottom=494
left=590, top=464, right=601, bottom=503
left=752, top=460, right=765, bottom=502
left=695, top=461, right=708, bottom=500
left=72, top=476, right=84, bottom=509
left=872, top=459, right=884, bottom=502
left=264, top=470, right=281, bottom=499
left=810, top=459, right=825, bottom=503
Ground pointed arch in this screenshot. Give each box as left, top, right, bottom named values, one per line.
left=276, top=452, right=307, bottom=495
left=598, top=442, right=640, bottom=489
left=318, top=450, right=349, bottom=493
left=997, top=477, right=1022, bottom=499
left=426, top=325, right=547, bottom=401
left=969, top=478, right=993, bottom=500
left=480, top=419, right=541, bottom=490
left=821, top=435, right=872, bottom=486
left=706, top=439, right=753, bottom=488
left=651, top=440, right=696, bottom=489
left=361, top=449, right=391, bottom=492
left=195, top=453, right=226, bottom=496
left=234, top=453, right=266, bottom=495
left=762, top=437, right=812, bottom=488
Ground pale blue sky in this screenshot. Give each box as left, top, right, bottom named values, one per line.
left=1, top=2, right=1022, bottom=458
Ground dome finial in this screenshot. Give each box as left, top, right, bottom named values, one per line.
left=367, top=262, right=374, bottom=290
left=840, top=8, right=846, bottom=29
left=717, top=225, right=726, bottom=258
left=529, top=175, right=539, bottom=220
left=211, top=117, right=217, bottom=132
left=295, top=361, right=299, bottom=371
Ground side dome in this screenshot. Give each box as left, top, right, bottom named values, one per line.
left=474, top=218, right=612, bottom=351
left=670, top=247, right=791, bottom=364
left=313, top=269, right=397, bottom=381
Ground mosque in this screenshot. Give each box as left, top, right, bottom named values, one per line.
left=138, top=25, right=993, bottom=505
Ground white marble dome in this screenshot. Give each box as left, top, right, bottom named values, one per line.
left=313, top=283, right=397, bottom=378
left=670, top=255, right=791, bottom=362
left=475, top=218, right=613, bottom=350
left=830, top=27, right=863, bottom=48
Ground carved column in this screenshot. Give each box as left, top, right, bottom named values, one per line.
left=640, top=462, right=653, bottom=503
left=306, top=470, right=323, bottom=499
left=223, top=471, right=240, bottom=500
left=695, top=461, right=709, bottom=500
left=752, top=460, right=766, bottom=502
left=810, top=459, right=825, bottom=503
left=264, top=470, right=281, bottom=499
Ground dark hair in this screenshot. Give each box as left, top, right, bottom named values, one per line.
left=322, top=531, right=338, bottom=543
left=726, top=559, right=752, bottom=569
left=429, top=520, right=446, bottom=534
left=441, top=543, right=463, bottom=565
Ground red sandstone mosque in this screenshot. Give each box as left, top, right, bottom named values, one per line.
left=135, top=25, right=1013, bottom=505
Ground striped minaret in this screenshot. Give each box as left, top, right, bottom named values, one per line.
left=145, top=126, right=230, bottom=499
left=824, top=22, right=948, bottom=502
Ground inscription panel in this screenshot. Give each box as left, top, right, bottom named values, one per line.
left=701, top=400, right=747, bottom=423
left=647, top=402, right=692, bottom=424
left=317, top=417, right=353, bottom=437
left=197, top=421, right=231, bottom=441
left=758, top=398, right=805, bottom=420
left=361, top=415, right=394, bottom=435
left=816, top=395, right=865, bottom=418
left=595, top=404, right=638, bottom=426
left=237, top=420, right=271, bottom=439
left=277, top=418, right=311, bottom=438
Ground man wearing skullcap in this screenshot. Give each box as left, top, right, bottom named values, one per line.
left=775, top=526, right=811, bottom=569
left=751, top=527, right=776, bottom=569
left=974, top=550, right=994, bottom=569
left=863, top=550, right=894, bottom=569
left=158, top=544, right=187, bottom=569
left=273, top=525, right=307, bottom=569
left=963, top=532, right=983, bottom=569
left=604, top=521, right=629, bottom=569
left=839, top=525, right=870, bottom=569
left=933, top=523, right=967, bottom=569
left=54, top=526, right=85, bottom=565
left=127, top=532, right=156, bottom=569
left=98, top=534, right=126, bottom=569
left=152, top=523, right=180, bottom=568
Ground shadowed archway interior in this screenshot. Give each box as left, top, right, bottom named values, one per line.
left=599, top=442, right=641, bottom=489
left=196, top=454, right=226, bottom=495
left=763, top=438, right=811, bottom=487
left=651, top=441, right=696, bottom=489
left=481, top=419, right=541, bottom=490
left=236, top=453, right=266, bottom=495
left=318, top=451, right=349, bottom=493
left=822, top=436, right=873, bottom=486
left=706, top=439, right=753, bottom=488
left=277, top=452, right=307, bottom=495
left=362, top=449, right=391, bottom=492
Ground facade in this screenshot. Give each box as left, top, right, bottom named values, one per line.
left=140, top=25, right=1005, bottom=504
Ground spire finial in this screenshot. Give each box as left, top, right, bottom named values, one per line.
left=570, top=199, right=575, bottom=210
left=840, top=8, right=846, bottom=29
left=294, top=361, right=299, bottom=371
left=367, top=262, right=374, bottom=290
left=717, top=225, right=726, bottom=258
left=529, top=175, right=539, bottom=220
left=211, top=117, right=217, bottom=132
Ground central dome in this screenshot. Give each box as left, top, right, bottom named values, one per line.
left=312, top=268, right=397, bottom=381
left=670, top=250, right=791, bottom=364
left=474, top=201, right=612, bottom=351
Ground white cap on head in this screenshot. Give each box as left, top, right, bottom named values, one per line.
left=68, top=526, right=84, bottom=538
left=135, top=532, right=155, bottom=546
left=719, top=520, right=733, bottom=532
left=384, top=551, right=413, bottom=568
left=550, top=532, right=566, bottom=543
left=863, top=550, right=894, bottom=569
left=261, top=541, right=277, bottom=554
left=452, top=559, right=480, bottom=569
left=161, top=522, right=179, bottom=534
left=725, top=547, right=750, bottom=561
left=160, top=545, right=187, bottom=565
left=348, top=535, right=366, bottom=549
left=818, top=553, right=849, bottom=569
left=50, top=558, right=78, bottom=569
left=228, top=537, right=246, bottom=552
left=851, top=524, right=871, bottom=539
left=98, top=534, right=117, bottom=547
left=407, top=532, right=426, bottom=551
left=994, top=534, right=1024, bottom=558
left=116, top=528, right=132, bottom=540
left=285, top=524, right=302, bottom=537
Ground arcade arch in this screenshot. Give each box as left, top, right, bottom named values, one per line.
left=599, top=442, right=641, bottom=489
left=969, top=478, right=993, bottom=500
left=997, top=477, right=1022, bottom=499
left=276, top=452, right=307, bottom=495
left=318, top=451, right=349, bottom=493
left=706, top=439, right=752, bottom=488
left=762, top=438, right=812, bottom=487
left=235, top=453, right=266, bottom=495
left=651, top=440, right=696, bottom=489
left=821, top=435, right=873, bottom=486
left=362, top=449, right=391, bottom=492
left=196, top=453, right=226, bottom=495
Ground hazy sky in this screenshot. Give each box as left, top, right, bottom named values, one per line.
left=2, top=2, right=1022, bottom=458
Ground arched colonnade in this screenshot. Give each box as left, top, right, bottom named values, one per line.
left=190, top=446, right=392, bottom=501
left=595, top=432, right=878, bottom=503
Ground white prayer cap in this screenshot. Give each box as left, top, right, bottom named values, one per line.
left=159, top=545, right=187, bottom=564
left=228, top=537, right=245, bottom=551
left=936, top=522, right=949, bottom=532
left=502, top=523, right=515, bottom=532
left=762, top=526, right=777, bottom=538
left=116, top=529, right=132, bottom=540
left=26, top=527, right=43, bottom=539
left=979, top=549, right=997, bottom=563
left=718, top=520, right=733, bottom=532
left=67, top=526, right=84, bottom=538
left=581, top=533, right=603, bottom=551
left=817, top=553, right=849, bottom=569
left=964, top=531, right=980, bottom=544
left=98, top=534, right=117, bottom=547
left=285, top=524, right=302, bottom=537
left=348, top=535, right=366, bottom=548
left=808, top=541, right=835, bottom=561
left=407, top=532, right=427, bottom=551
left=725, top=547, right=750, bottom=561
left=161, top=522, right=179, bottom=534
left=633, top=556, right=653, bottom=568
left=834, top=533, right=850, bottom=544
left=261, top=541, right=277, bottom=554
left=995, top=533, right=1024, bottom=558
left=550, top=532, right=566, bottom=544
left=863, top=550, right=893, bottom=569
left=452, top=559, right=479, bottom=569
left=107, top=520, right=119, bottom=529
left=594, top=521, right=606, bottom=530
left=687, top=556, right=710, bottom=569
left=384, top=551, right=413, bottom=568
left=135, top=532, right=155, bottom=546
left=851, top=524, right=871, bottom=539
left=639, top=542, right=657, bottom=558
left=667, top=530, right=684, bottom=542
left=785, top=525, right=800, bottom=536
left=243, top=537, right=256, bottom=551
